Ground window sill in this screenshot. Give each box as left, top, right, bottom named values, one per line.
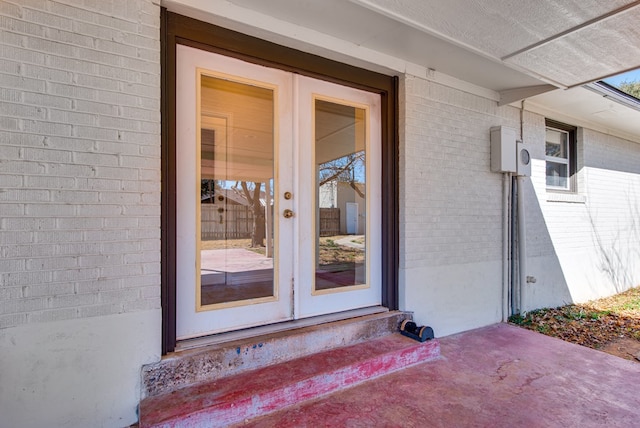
left=546, top=191, right=586, bottom=204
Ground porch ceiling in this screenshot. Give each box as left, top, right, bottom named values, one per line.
left=211, top=0, right=640, bottom=91
left=163, top=0, right=640, bottom=139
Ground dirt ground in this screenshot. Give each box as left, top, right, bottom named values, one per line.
left=600, top=337, right=640, bottom=361
left=510, top=286, right=640, bottom=363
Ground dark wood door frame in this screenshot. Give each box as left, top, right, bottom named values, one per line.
left=161, top=9, right=399, bottom=354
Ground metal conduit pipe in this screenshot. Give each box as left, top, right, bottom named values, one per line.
left=517, top=100, right=527, bottom=314
left=511, top=176, right=518, bottom=314
left=517, top=174, right=527, bottom=314
left=502, top=172, right=512, bottom=322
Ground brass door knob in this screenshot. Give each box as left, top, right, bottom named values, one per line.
left=283, top=209, right=294, bottom=218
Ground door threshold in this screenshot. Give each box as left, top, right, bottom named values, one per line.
left=175, top=306, right=389, bottom=352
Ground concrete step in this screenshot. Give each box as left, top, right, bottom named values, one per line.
left=139, top=333, right=440, bottom=427
left=141, top=310, right=412, bottom=399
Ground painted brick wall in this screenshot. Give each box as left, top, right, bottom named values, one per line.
left=400, top=76, right=517, bottom=270
left=0, top=0, right=161, bottom=329
left=399, top=75, right=520, bottom=336
left=528, top=123, right=640, bottom=307
left=583, top=130, right=640, bottom=294
left=400, top=73, right=640, bottom=328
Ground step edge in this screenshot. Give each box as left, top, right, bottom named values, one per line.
left=142, top=311, right=413, bottom=398
left=141, top=339, right=440, bottom=428
left=162, top=311, right=410, bottom=361
left=175, top=307, right=394, bottom=352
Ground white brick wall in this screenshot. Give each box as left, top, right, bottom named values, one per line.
left=399, top=75, right=520, bottom=336
left=400, top=76, right=517, bottom=270
left=399, top=74, right=640, bottom=334
left=0, top=0, right=161, bottom=329
left=528, top=122, right=640, bottom=307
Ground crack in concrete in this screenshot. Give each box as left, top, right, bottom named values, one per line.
left=494, top=359, right=546, bottom=394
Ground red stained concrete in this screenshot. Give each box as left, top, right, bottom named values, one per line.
left=140, top=334, right=440, bottom=427
left=244, top=324, right=640, bottom=427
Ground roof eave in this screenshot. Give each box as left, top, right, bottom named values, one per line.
left=583, top=81, right=640, bottom=113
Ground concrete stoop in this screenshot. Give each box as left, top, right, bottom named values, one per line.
left=139, top=334, right=440, bottom=427
left=138, top=311, right=441, bottom=427
left=141, top=311, right=412, bottom=398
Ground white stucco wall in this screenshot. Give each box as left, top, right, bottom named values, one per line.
left=0, top=310, right=161, bottom=428
left=0, top=1, right=162, bottom=426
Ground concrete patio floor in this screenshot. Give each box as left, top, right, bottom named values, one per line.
left=243, top=323, right=640, bottom=427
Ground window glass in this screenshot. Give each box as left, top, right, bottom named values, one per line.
left=545, top=129, right=567, bottom=158
left=545, top=127, right=570, bottom=190
left=546, top=162, right=568, bottom=188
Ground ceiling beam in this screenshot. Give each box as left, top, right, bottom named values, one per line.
left=498, top=85, right=557, bottom=106
left=501, top=1, right=640, bottom=61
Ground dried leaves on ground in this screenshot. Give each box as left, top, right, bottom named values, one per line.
left=509, top=287, right=640, bottom=362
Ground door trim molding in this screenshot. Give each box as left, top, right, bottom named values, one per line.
left=162, top=9, right=399, bottom=354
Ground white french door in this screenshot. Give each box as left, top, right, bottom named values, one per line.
left=295, top=75, right=382, bottom=318
left=176, top=45, right=381, bottom=339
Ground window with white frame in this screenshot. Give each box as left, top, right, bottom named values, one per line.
left=545, top=120, right=576, bottom=191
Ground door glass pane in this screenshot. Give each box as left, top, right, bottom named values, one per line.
left=199, top=74, right=275, bottom=307
left=314, top=99, right=367, bottom=291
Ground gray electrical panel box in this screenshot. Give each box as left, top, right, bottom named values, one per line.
left=490, top=126, right=517, bottom=173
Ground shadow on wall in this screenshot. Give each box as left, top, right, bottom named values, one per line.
left=579, top=129, right=640, bottom=295
left=524, top=167, right=640, bottom=311
left=587, top=188, right=640, bottom=294
left=520, top=177, right=574, bottom=311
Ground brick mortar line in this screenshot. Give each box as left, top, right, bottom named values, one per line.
left=0, top=130, right=159, bottom=145
left=0, top=90, right=160, bottom=115
left=0, top=25, right=159, bottom=54
left=13, top=2, right=154, bottom=31
left=0, top=45, right=159, bottom=76
left=0, top=92, right=160, bottom=115
left=0, top=106, right=161, bottom=126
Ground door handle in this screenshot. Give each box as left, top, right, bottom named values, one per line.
left=283, top=209, right=294, bottom=218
